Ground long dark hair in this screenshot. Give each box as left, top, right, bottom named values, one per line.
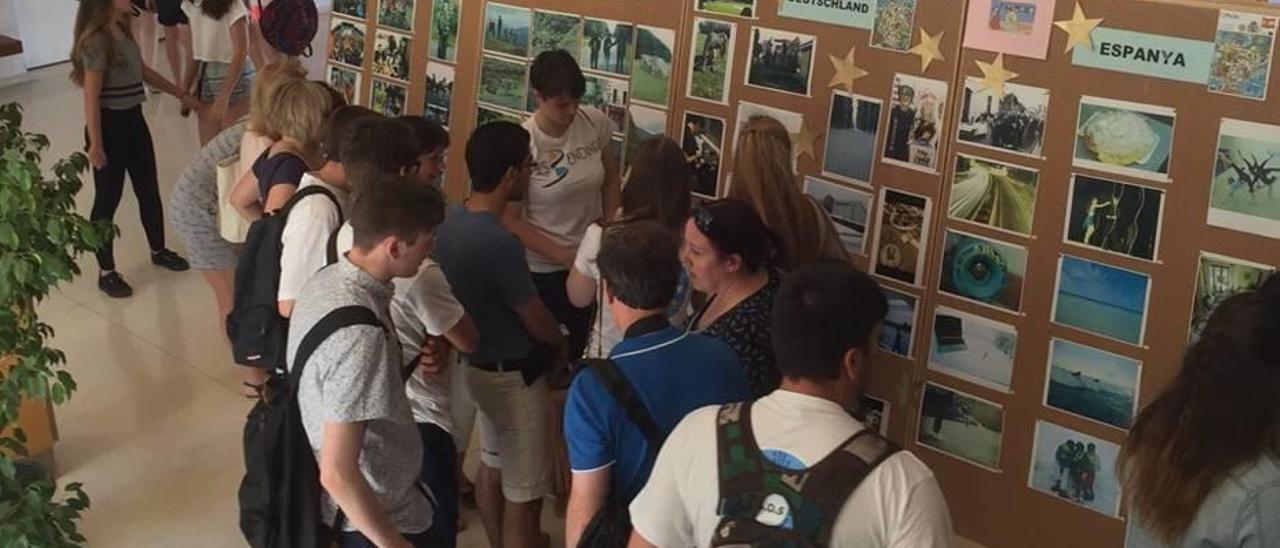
left=1117, top=289, right=1280, bottom=543
left=692, top=198, right=777, bottom=273
left=191, top=0, right=236, bottom=19
left=620, top=137, right=691, bottom=233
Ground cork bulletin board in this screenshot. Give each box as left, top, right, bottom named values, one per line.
left=323, top=0, right=1280, bottom=546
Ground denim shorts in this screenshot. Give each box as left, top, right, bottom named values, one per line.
left=197, top=61, right=254, bottom=104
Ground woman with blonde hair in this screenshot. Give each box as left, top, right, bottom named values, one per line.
left=1119, top=286, right=1280, bottom=547
left=230, top=78, right=336, bottom=220
left=236, top=59, right=305, bottom=195
left=729, top=115, right=849, bottom=271
left=72, top=0, right=202, bottom=298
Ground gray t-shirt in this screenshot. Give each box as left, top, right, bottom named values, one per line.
left=434, top=203, right=538, bottom=364
left=288, top=256, right=431, bottom=534
left=80, top=31, right=146, bottom=110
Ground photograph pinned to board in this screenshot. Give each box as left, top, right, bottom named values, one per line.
left=857, top=395, right=891, bottom=437
left=683, top=111, right=726, bottom=198
left=957, top=78, right=1048, bottom=157
left=371, top=79, right=407, bottom=117
left=377, top=0, right=414, bottom=32
left=871, top=0, right=918, bottom=52
left=626, top=105, right=668, bottom=167
left=872, top=188, right=932, bottom=287
left=334, top=0, right=366, bottom=19
left=695, top=0, right=757, bottom=19
left=1028, top=420, right=1122, bottom=518
left=745, top=27, right=816, bottom=97
left=1052, top=254, right=1151, bottom=346
left=1043, top=338, right=1141, bottom=431
left=483, top=2, right=531, bottom=59
left=1208, top=10, right=1277, bottom=101
left=948, top=154, right=1039, bottom=236
left=930, top=305, right=1018, bottom=393
left=1073, top=96, right=1175, bottom=183
left=1064, top=175, right=1164, bottom=262
left=476, top=105, right=525, bottom=127
left=880, top=288, right=919, bottom=358
left=428, top=0, right=461, bottom=63
left=939, top=229, right=1027, bottom=313
left=582, top=19, right=634, bottom=77
left=327, top=64, right=361, bottom=106
left=803, top=177, right=874, bottom=256
left=883, top=74, right=949, bottom=173
left=478, top=55, right=529, bottom=112
left=583, top=75, right=630, bottom=135
left=731, top=100, right=803, bottom=158
left=962, top=0, right=1055, bottom=59
left=1208, top=118, right=1280, bottom=238
left=530, top=10, right=583, bottom=61
left=823, top=91, right=881, bottom=187
left=632, top=26, right=675, bottom=107
left=372, top=29, right=412, bottom=82
left=329, top=18, right=367, bottom=69
left=1189, top=252, right=1274, bottom=341
left=687, top=18, right=737, bottom=105
left=917, top=382, right=1005, bottom=472
left=424, top=63, right=455, bottom=128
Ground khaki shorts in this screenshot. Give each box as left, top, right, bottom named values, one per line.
left=465, top=367, right=551, bottom=503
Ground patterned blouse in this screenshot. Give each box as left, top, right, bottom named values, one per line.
left=690, top=272, right=782, bottom=398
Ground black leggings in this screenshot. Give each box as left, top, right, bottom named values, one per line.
left=531, top=270, right=594, bottom=363
left=87, top=107, right=166, bottom=271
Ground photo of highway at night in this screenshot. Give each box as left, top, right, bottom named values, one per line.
left=948, top=154, right=1039, bottom=235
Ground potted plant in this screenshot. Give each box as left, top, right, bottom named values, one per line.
left=0, top=102, right=111, bottom=545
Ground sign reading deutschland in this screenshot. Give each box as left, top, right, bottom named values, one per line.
left=1072, top=28, right=1215, bottom=84
left=777, top=0, right=876, bottom=30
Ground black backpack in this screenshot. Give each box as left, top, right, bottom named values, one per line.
left=576, top=359, right=664, bottom=548
left=709, top=402, right=900, bottom=547
left=239, top=305, right=384, bottom=548
left=226, top=186, right=341, bottom=370
left=258, top=0, right=319, bottom=57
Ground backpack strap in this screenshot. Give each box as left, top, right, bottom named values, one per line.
left=793, top=430, right=900, bottom=542
left=279, top=184, right=341, bottom=224
left=325, top=224, right=342, bottom=266
left=583, top=359, right=663, bottom=450
left=714, top=402, right=766, bottom=521
left=287, top=305, right=384, bottom=392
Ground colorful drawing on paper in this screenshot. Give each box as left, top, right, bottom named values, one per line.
left=1209, top=118, right=1280, bottom=238
left=372, top=29, right=412, bottom=82
left=371, top=79, right=407, bottom=117
left=428, top=0, right=461, bottom=62
left=1208, top=10, right=1277, bottom=100
left=329, top=19, right=366, bottom=69
left=871, top=0, right=917, bottom=52
left=377, top=0, right=414, bottom=32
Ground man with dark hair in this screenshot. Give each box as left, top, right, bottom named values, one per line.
left=435, top=122, right=567, bottom=548
left=276, top=106, right=387, bottom=319
left=396, top=115, right=450, bottom=187
left=339, top=116, right=422, bottom=194
left=562, top=220, right=747, bottom=546
left=291, top=176, right=447, bottom=548
left=630, top=261, right=953, bottom=548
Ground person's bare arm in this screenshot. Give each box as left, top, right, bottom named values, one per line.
left=627, top=532, right=658, bottom=548
left=230, top=169, right=264, bottom=221
left=442, top=315, right=479, bottom=355
left=566, top=266, right=597, bottom=309
left=318, top=422, right=413, bottom=548
left=565, top=469, right=610, bottom=548
left=82, top=70, right=107, bottom=170
left=211, top=17, right=249, bottom=127
left=502, top=205, right=576, bottom=268
left=514, top=296, right=566, bottom=350
left=601, top=146, right=622, bottom=220
left=264, top=183, right=298, bottom=214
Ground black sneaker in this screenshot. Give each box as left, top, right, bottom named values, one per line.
left=151, top=249, right=190, bottom=272
left=98, top=272, right=134, bottom=298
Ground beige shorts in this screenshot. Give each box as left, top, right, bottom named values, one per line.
left=465, top=367, right=551, bottom=503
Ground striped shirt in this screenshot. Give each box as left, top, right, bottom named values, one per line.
left=81, top=32, right=146, bottom=110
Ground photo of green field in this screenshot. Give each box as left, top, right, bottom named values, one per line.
left=479, top=56, right=528, bottom=111
left=696, top=0, right=756, bottom=18
left=632, top=26, right=674, bottom=106
left=531, top=11, right=582, bottom=60
left=687, top=18, right=734, bottom=104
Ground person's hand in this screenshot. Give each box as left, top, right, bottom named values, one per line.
left=179, top=93, right=203, bottom=113
left=87, top=143, right=107, bottom=170
left=546, top=344, right=572, bottom=389
left=415, top=336, right=451, bottom=381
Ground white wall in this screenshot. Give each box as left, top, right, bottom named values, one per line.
left=0, top=0, right=26, bottom=80
left=12, top=0, right=78, bottom=68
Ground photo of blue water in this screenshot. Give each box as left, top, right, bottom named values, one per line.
left=1044, top=339, right=1140, bottom=430
left=1054, top=256, right=1149, bottom=345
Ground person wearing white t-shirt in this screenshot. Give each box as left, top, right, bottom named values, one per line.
left=629, top=261, right=954, bottom=548
left=566, top=137, right=693, bottom=358
left=181, top=0, right=253, bottom=144
left=505, top=50, right=622, bottom=363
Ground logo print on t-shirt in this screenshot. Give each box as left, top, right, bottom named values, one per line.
left=536, top=150, right=570, bottom=188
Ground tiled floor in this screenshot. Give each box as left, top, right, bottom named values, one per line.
left=1, top=30, right=986, bottom=548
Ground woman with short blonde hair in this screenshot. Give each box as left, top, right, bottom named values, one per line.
left=245, top=58, right=305, bottom=139
left=728, top=115, right=849, bottom=271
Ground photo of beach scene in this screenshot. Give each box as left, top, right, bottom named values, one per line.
left=1053, top=255, right=1151, bottom=346
left=1044, top=338, right=1141, bottom=430
left=930, top=305, right=1017, bottom=393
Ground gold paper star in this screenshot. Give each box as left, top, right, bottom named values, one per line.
left=828, top=46, right=869, bottom=94
left=1054, top=3, right=1103, bottom=54
left=975, top=53, right=1019, bottom=96
left=790, top=120, right=821, bottom=162
left=907, top=28, right=945, bottom=73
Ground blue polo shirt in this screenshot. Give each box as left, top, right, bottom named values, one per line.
left=564, top=315, right=750, bottom=502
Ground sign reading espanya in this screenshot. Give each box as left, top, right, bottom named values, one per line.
left=1071, top=27, right=1215, bottom=84
left=777, top=0, right=877, bottom=30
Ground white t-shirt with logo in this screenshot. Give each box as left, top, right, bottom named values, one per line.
left=335, top=223, right=467, bottom=431
left=521, top=107, right=613, bottom=272
left=630, top=390, right=954, bottom=548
